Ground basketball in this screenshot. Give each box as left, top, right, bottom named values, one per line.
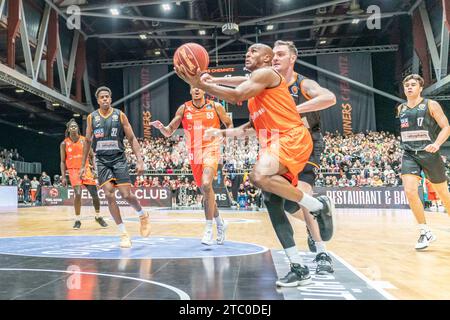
left=174, top=42, right=209, bottom=76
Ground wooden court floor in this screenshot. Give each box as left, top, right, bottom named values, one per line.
left=1, top=205, right=450, bottom=300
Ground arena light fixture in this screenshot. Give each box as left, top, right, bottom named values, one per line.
left=266, top=25, right=274, bottom=31
left=52, top=102, right=60, bottom=107
left=73, top=113, right=80, bottom=117
left=38, top=131, right=44, bottom=135
left=162, top=3, right=172, bottom=11
left=352, top=19, right=360, bottom=24
left=198, top=29, right=206, bottom=35
left=17, top=125, right=23, bottom=128
left=319, top=39, right=327, bottom=45
left=15, top=89, right=24, bottom=93
left=139, top=34, right=148, bottom=40
left=110, top=8, right=120, bottom=16
left=154, top=50, right=161, bottom=56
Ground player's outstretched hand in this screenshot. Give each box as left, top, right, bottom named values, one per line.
left=204, top=128, right=223, bottom=139
left=149, top=120, right=164, bottom=130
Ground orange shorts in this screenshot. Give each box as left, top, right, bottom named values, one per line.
left=189, top=147, right=219, bottom=187
left=68, top=167, right=96, bottom=187
left=262, top=126, right=313, bottom=186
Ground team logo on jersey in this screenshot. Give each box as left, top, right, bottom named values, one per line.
left=206, top=105, right=213, bottom=110
left=290, top=85, right=299, bottom=96
left=400, top=118, right=409, bottom=128
left=186, top=113, right=192, bottom=120
left=418, top=104, right=426, bottom=110
left=67, top=147, right=72, bottom=153
left=112, top=114, right=119, bottom=122
left=94, top=128, right=104, bottom=138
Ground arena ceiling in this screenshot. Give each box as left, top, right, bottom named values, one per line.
left=0, top=0, right=444, bottom=136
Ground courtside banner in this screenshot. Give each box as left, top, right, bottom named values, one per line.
left=41, top=187, right=172, bottom=207
left=314, top=187, right=422, bottom=209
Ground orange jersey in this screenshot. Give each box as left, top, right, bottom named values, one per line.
left=248, top=70, right=304, bottom=142
left=181, top=100, right=221, bottom=151
left=65, top=136, right=87, bottom=169
left=248, top=69, right=312, bottom=185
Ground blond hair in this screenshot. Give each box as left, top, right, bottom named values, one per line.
left=274, top=40, right=298, bottom=56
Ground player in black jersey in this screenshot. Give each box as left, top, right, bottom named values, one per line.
left=397, top=74, right=450, bottom=250
left=272, top=40, right=336, bottom=274
left=80, top=86, right=151, bottom=248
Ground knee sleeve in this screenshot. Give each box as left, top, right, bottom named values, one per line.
left=263, top=192, right=295, bottom=249
left=284, top=199, right=301, bottom=214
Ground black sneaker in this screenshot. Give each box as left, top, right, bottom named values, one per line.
left=276, top=263, right=312, bottom=287
left=95, top=216, right=108, bottom=228
left=73, top=220, right=81, bottom=230
left=306, top=228, right=317, bottom=253
left=310, top=196, right=334, bottom=241
left=314, top=252, right=334, bottom=275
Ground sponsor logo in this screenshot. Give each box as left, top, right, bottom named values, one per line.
left=290, top=85, right=299, bottom=95
left=250, top=108, right=266, bottom=121
left=67, top=147, right=72, bottom=153
left=186, top=113, right=192, bottom=120
left=94, top=128, right=104, bottom=138
left=112, top=114, right=119, bottom=121
left=400, top=118, right=409, bottom=128
left=49, top=188, right=59, bottom=198
left=206, top=105, right=213, bottom=110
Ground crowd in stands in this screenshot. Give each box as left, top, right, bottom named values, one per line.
left=3, top=132, right=450, bottom=206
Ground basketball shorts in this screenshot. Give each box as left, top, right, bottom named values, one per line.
left=96, top=155, right=131, bottom=188
left=401, top=150, right=447, bottom=184
left=263, top=126, right=313, bottom=186
left=68, top=166, right=96, bottom=187
left=189, top=146, right=219, bottom=187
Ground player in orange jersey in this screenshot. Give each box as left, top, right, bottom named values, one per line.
left=150, top=86, right=233, bottom=245
left=60, top=119, right=108, bottom=229
left=176, top=43, right=335, bottom=287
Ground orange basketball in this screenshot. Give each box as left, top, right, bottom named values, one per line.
left=174, top=43, right=209, bottom=76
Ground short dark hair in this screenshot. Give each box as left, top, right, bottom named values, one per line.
left=65, top=118, right=80, bottom=137
left=95, top=86, right=112, bottom=98
left=402, top=74, right=424, bottom=87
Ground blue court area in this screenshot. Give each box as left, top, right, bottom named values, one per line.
left=0, top=236, right=267, bottom=260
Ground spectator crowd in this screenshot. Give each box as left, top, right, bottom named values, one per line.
left=3, top=132, right=450, bottom=207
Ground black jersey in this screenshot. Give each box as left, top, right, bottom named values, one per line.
left=288, top=73, right=321, bottom=133
left=398, top=99, right=440, bottom=152
left=89, top=108, right=125, bottom=160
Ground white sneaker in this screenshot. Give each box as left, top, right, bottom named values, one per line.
left=216, top=221, right=228, bottom=245
left=120, top=233, right=132, bottom=248
left=415, top=230, right=436, bottom=250
left=201, top=227, right=214, bottom=246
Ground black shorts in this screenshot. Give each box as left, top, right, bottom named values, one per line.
left=96, top=155, right=131, bottom=188
left=298, top=131, right=323, bottom=186
left=401, top=150, right=447, bottom=184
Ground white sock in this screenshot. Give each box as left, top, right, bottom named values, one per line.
left=205, top=220, right=213, bottom=229
left=118, top=223, right=127, bottom=233
left=215, top=216, right=224, bottom=226
left=95, top=212, right=100, bottom=218
left=75, top=216, right=80, bottom=222
left=419, top=224, right=430, bottom=232
left=299, top=193, right=324, bottom=212
left=136, top=209, right=145, bottom=217
left=285, top=246, right=304, bottom=266
left=315, top=241, right=327, bottom=253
